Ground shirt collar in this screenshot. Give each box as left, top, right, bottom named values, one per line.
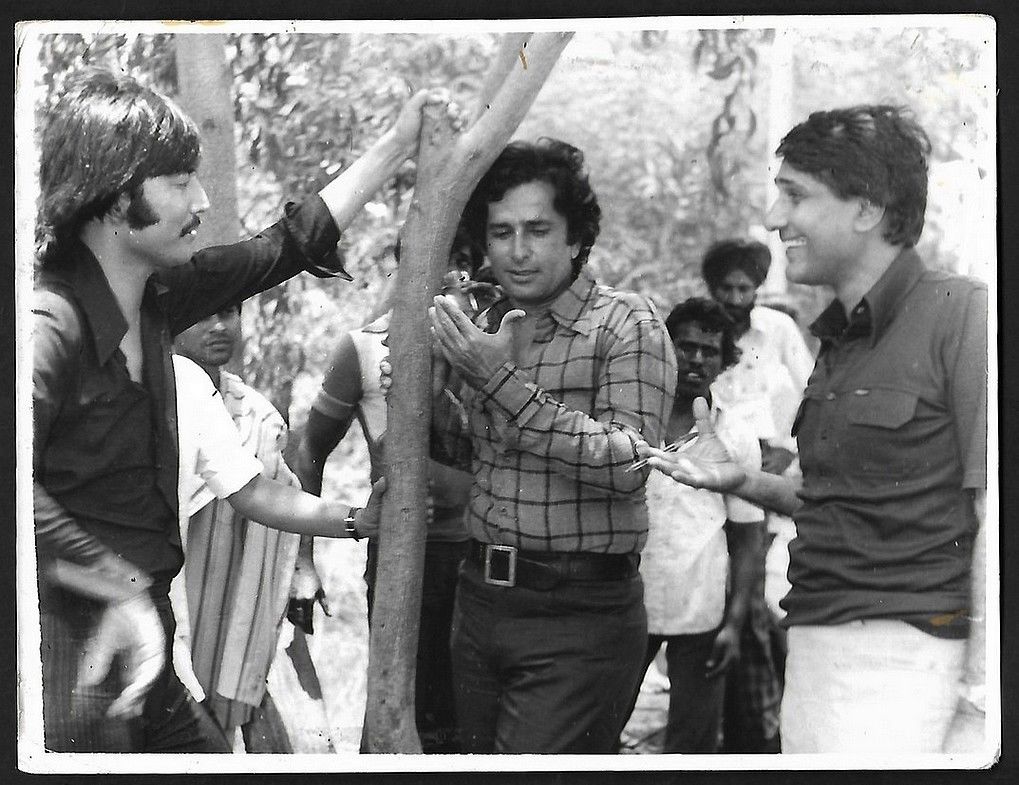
left=54, top=238, right=130, bottom=364
left=809, top=247, right=925, bottom=348
left=486, top=266, right=598, bottom=336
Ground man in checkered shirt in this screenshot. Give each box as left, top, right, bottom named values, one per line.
left=429, top=138, right=677, bottom=753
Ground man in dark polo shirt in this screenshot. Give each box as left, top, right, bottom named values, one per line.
left=428, top=139, right=676, bottom=753
left=637, top=105, right=987, bottom=754
left=32, top=68, right=439, bottom=752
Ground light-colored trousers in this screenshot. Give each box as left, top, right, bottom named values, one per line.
left=782, top=620, right=965, bottom=753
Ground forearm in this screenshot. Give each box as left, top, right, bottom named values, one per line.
left=479, top=363, right=661, bottom=493
left=228, top=475, right=355, bottom=538
left=318, top=129, right=411, bottom=231
left=724, top=520, right=765, bottom=629
left=733, top=469, right=803, bottom=516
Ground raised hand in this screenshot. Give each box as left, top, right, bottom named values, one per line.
left=391, top=88, right=467, bottom=157
left=636, top=397, right=746, bottom=492
left=429, top=294, right=526, bottom=388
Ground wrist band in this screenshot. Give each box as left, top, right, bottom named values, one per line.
left=344, top=508, right=362, bottom=540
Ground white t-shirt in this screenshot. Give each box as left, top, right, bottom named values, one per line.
left=639, top=408, right=763, bottom=635
left=710, top=306, right=814, bottom=451
left=170, top=355, right=263, bottom=700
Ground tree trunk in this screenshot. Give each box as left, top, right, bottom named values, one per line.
left=174, top=34, right=240, bottom=247
left=362, top=31, right=574, bottom=753
left=174, top=34, right=247, bottom=379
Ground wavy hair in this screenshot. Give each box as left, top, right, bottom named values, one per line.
left=462, top=137, right=601, bottom=276
left=37, top=68, right=200, bottom=264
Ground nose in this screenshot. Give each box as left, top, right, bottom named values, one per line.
left=764, top=197, right=785, bottom=232
left=511, top=231, right=528, bottom=261
left=190, top=178, right=211, bottom=214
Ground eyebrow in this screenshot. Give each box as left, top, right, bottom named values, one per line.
left=487, top=218, right=552, bottom=229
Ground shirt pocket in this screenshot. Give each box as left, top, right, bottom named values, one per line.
left=842, top=387, right=920, bottom=475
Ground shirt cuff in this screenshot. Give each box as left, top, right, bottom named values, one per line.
left=282, top=196, right=351, bottom=280
left=478, top=362, right=542, bottom=428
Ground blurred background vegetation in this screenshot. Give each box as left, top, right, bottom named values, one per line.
left=31, top=26, right=993, bottom=749
left=34, top=25, right=993, bottom=425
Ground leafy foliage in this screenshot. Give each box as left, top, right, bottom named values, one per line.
left=34, top=26, right=990, bottom=410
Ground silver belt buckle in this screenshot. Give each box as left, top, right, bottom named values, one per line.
left=483, top=544, right=517, bottom=587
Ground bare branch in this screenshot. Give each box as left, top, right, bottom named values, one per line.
left=470, top=33, right=532, bottom=125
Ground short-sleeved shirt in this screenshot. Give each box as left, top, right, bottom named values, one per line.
left=782, top=248, right=987, bottom=633
left=438, top=267, right=677, bottom=554
left=311, top=312, right=468, bottom=541
left=33, top=197, right=343, bottom=583
left=641, top=408, right=763, bottom=635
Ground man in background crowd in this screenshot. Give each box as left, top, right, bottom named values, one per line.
left=702, top=238, right=815, bottom=752
left=624, top=297, right=764, bottom=753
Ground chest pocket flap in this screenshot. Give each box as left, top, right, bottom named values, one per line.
left=845, top=388, right=918, bottom=429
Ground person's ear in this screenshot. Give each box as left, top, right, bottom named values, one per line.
left=106, top=191, right=132, bottom=226
left=854, top=199, right=886, bottom=233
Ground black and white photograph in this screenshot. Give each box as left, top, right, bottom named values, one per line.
left=13, top=14, right=999, bottom=776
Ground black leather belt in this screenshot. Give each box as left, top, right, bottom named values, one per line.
left=466, top=539, right=639, bottom=590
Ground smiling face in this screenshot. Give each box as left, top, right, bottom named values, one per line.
left=122, top=172, right=209, bottom=270
left=485, top=180, right=580, bottom=311
left=765, top=162, right=866, bottom=290
left=672, top=322, right=725, bottom=400
left=174, top=305, right=241, bottom=372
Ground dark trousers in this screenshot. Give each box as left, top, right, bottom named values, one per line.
left=623, top=630, right=727, bottom=753
left=451, top=559, right=647, bottom=754
left=40, top=583, right=232, bottom=753
left=365, top=538, right=467, bottom=753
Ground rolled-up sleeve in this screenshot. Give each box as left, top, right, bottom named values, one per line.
left=161, top=195, right=350, bottom=336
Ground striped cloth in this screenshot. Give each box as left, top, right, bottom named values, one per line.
left=437, top=267, right=677, bottom=554
left=182, top=370, right=301, bottom=732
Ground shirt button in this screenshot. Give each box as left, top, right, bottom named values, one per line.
left=825, top=392, right=836, bottom=400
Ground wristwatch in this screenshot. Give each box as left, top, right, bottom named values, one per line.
left=344, top=508, right=362, bottom=541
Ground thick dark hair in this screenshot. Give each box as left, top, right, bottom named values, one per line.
left=37, top=68, right=201, bottom=264
left=664, top=297, right=741, bottom=371
left=701, top=239, right=771, bottom=291
left=776, top=104, right=931, bottom=248
left=463, top=137, right=601, bottom=276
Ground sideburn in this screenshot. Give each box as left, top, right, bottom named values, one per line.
left=124, top=187, right=161, bottom=230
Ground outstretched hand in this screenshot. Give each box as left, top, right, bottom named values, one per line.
left=429, top=294, right=526, bottom=388
left=636, top=397, right=746, bottom=492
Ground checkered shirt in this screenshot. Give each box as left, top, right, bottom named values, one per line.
left=437, top=267, right=677, bottom=554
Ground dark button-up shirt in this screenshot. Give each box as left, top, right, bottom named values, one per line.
left=33, top=197, right=344, bottom=583
left=782, top=248, right=987, bottom=634
left=438, top=268, right=677, bottom=554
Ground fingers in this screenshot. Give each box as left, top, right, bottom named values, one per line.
left=692, top=396, right=716, bottom=436
left=76, top=629, right=116, bottom=689
left=496, top=308, right=526, bottom=336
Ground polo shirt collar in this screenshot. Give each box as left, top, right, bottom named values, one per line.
left=810, top=247, right=924, bottom=347
left=60, top=238, right=129, bottom=364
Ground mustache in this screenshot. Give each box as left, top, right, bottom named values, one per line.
left=181, top=215, right=202, bottom=235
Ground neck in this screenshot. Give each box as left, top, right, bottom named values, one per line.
left=668, top=396, right=697, bottom=438
left=79, top=220, right=152, bottom=323
left=833, top=238, right=901, bottom=312
left=198, top=361, right=223, bottom=390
